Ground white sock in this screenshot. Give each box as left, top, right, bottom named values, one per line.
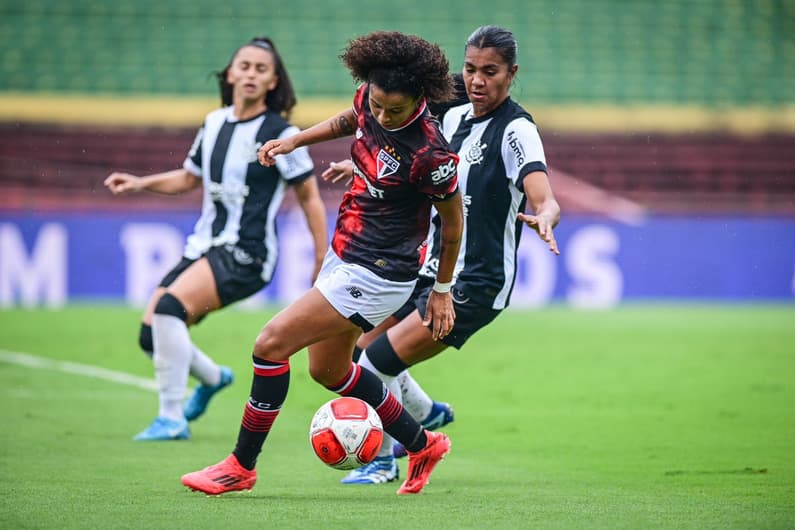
left=359, top=350, right=401, bottom=459
left=152, top=313, right=193, bottom=422
left=397, top=370, right=433, bottom=422
left=189, top=344, right=221, bottom=387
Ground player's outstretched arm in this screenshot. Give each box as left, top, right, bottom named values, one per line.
left=259, top=109, right=357, bottom=167
left=104, top=168, right=201, bottom=196
left=519, top=170, right=561, bottom=254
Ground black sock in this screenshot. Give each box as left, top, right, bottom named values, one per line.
left=364, top=333, right=409, bottom=376
left=233, top=356, right=290, bottom=470
left=352, top=344, right=363, bottom=363
left=138, top=323, right=153, bottom=358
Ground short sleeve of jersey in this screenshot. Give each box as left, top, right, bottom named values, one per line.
left=182, top=124, right=204, bottom=176
left=274, top=125, right=314, bottom=183
left=441, top=103, right=471, bottom=141
left=501, top=117, right=547, bottom=190
left=411, top=147, right=459, bottom=200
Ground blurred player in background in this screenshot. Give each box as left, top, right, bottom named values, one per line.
left=104, top=37, right=328, bottom=441
left=323, top=25, right=561, bottom=484
left=181, top=30, right=463, bottom=496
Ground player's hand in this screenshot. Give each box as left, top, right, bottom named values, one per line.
left=423, top=290, right=456, bottom=341
left=258, top=138, right=296, bottom=166
left=321, top=159, right=354, bottom=186
left=518, top=212, right=559, bottom=254
left=104, top=172, right=142, bottom=195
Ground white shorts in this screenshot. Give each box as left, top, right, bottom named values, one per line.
left=315, top=248, right=417, bottom=331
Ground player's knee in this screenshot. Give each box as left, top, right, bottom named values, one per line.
left=138, top=323, right=153, bottom=357
left=154, top=292, right=188, bottom=321
left=308, top=360, right=347, bottom=387
left=252, top=324, right=290, bottom=361
left=363, top=334, right=408, bottom=376
left=307, top=363, right=328, bottom=385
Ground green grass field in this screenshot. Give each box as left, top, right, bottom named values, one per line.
left=1, top=304, right=793, bottom=529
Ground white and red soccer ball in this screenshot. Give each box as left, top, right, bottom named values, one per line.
left=309, top=397, right=383, bottom=470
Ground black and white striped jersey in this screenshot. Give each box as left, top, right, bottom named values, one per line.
left=419, top=98, right=547, bottom=309
left=182, top=106, right=314, bottom=282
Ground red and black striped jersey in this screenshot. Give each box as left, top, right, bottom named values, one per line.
left=332, top=84, right=459, bottom=282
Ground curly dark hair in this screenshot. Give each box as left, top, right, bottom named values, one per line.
left=216, top=37, right=297, bottom=118
left=341, top=31, right=455, bottom=103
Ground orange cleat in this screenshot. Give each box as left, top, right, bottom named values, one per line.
left=396, top=431, right=451, bottom=494
left=181, top=454, right=256, bottom=495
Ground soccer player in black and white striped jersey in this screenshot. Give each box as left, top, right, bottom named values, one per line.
left=104, top=37, right=328, bottom=442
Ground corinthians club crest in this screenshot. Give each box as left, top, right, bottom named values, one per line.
left=465, top=141, right=487, bottom=165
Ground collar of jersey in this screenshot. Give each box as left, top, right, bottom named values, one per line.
left=465, top=96, right=512, bottom=124
left=382, top=98, right=427, bottom=132
left=225, top=106, right=268, bottom=124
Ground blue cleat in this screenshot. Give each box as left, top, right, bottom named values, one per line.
left=421, top=400, right=455, bottom=430
left=341, top=456, right=399, bottom=484
left=393, top=401, right=454, bottom=458
left=133, top=416, right=190, bottom=441
left=183, top=366, right=234, bottom=421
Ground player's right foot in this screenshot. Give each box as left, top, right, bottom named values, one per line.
left=396, top=431, right=451, bottom=495
left=393, top=401, right=454, bottom=458
left=184, top=366, right=234, bottom=421
left=181, top=454, right=256, bottom=495
left=133, top=416, right=190, bottom=441
left=341, top=456, right=399, bottom=484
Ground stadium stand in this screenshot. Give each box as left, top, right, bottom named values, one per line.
left=1, top=0, right=793, bottom=214
left=544, top=133, right=795, bottom=213
left=3, top=123, right=793, bottom=214
left=1, top=0, right=793, bottom=105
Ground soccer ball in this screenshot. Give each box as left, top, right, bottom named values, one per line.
left=309, top=397, right=383, bottom=470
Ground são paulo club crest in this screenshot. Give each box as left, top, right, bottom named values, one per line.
left=376, top=148, right=400, bottom=179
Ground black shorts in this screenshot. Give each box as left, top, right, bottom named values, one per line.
left=415, top=284, right=501, bottom=349
left=159, top=245, right=267, bottom=307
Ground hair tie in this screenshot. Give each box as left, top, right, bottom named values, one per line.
left=250, top=39, right=273, bottom=51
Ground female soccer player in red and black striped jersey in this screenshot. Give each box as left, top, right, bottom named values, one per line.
left=104, top=37, right=328, bottom=442
left=181, top=31, right=464, bottom=496
left=326, top=25, right=561, bottom=484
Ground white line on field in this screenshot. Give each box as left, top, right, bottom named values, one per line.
left=0, top=348, right=157, bottom=392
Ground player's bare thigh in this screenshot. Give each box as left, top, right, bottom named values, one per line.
left=253, top=287, right=360, bottom=363
left=357, top=315, right=400, bottom=349
left=163, top=258, right=222, bottom=324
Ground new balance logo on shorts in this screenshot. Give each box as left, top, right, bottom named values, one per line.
left=346, top=286, right=363, bottom=298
